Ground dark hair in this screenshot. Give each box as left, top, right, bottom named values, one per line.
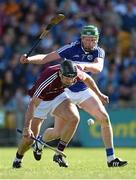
left=60, top=59, right=77, bottom=78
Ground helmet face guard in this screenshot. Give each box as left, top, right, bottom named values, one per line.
left=60, top=60, right=77, bottom=78
left=81, top=25, right=99, bottom=40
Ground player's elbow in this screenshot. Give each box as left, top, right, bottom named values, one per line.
left=93, top=66, right=103, bottom=74
left=93, top=69, right=100, bottom=74
left=68, top=114, right=80, bottom=127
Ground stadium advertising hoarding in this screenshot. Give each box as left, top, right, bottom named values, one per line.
left=78, top=108, right=136, bottom=147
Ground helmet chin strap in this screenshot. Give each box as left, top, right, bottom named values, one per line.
left=81, top=44, right=93, bottom=53
left=81, top=42, right=97, bottom=53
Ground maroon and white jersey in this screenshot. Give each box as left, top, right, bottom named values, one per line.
left=28, top=64, right=83, bottom=101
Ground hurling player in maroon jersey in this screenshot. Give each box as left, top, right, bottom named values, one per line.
left=13, top=60, right=108, bottom=168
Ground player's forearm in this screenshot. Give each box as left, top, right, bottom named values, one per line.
left=27, top=54, right=47, bottom=64
left=27, top=51, right=61, bottom=64
left=84, top=63, right=103, bottom=74
left=24, top=97, right=42, bottom=129
left=24, top=103, right=35, bottom=129
left=85, top=77, right=103, bottom=97
left=24, top=118, right=32, bottom=131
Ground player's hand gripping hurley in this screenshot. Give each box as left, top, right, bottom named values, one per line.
left=25, top=14, right=65, bottom=58
left=17, top=129, right=66, bottom=158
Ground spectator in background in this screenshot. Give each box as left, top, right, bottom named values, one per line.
left=0, top=45, right=7, bottom=74
left=4, top=0, right=22, bottom=19
left=117, top=29, right=131, bottom=57
left=40, top=33, right=54, bottom=52
left=59, top=0, right=79, bottom=15
left=121, top=2, right=136, bottom=32
left=2, top=32, right=15, bottom=59
left=78, top=0, right=92, bottom=14
left=0, top=1, right=9, bottom=36
left=1, top=69, right=16, bottom=110
left=113, top=0, right=127, bottom=15
left=19, top=12, right=40, bottom=37
left=9, top=53, right=26, bottom=87
left=25, top=65, right=41, bottom=89
left=100, top=26, right=118, bottom=60
left=123, top=48, right=136, bottom=68
left=102, top=1, right=122, bottom=30
left=119, top=68, right=135, bottom=107
left=15, top=34, right=30, bottom=54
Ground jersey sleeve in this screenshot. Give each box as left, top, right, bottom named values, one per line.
left=98, top=48, right=105, bottom=59
left=56, top=41, right=77, bottom=59
left=56, top=44, right=72, bottom=59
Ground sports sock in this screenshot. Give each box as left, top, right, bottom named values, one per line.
left=57, top=140, right=67, bottom=152
left=15, top=152, right=23, bottom=162
left=106, top=148, right=115, bottom=162
left=36, top=135, right=45, bottom=150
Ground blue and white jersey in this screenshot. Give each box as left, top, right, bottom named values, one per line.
left=57, top=39, right=105, bottom=92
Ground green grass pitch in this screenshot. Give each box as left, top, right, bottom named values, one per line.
left=0, top=147, right=135, bottom=179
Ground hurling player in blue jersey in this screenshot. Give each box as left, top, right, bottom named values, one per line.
left=20, top=25, right=127, bottom=167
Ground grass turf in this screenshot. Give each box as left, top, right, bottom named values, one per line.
left=0, top=147, right=135, bottom=179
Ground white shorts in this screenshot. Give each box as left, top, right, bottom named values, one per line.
left=34, top=92, right=69, bottom=119
left=65, top=88, right=96, bottom=105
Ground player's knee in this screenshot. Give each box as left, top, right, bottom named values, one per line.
left=69, top=114, right=80, bottom=126
left=54, top=131, right=61, bottom=139
left=97, top=111, right=110, bottom=125
left=102, top=116, right=110, bottom=126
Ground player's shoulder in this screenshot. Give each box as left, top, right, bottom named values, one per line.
left=68, top=39, right=81, bottom=51
left=48, top=64, right=60, bottom=72
left=71, top=39, right=81, bottom=46
left=64, top=40, right=80, bottom=49
left=94, top=45, right=105, bottom=58
left=95, top=45, right=105, bottom=53
left=44, top=64, right=60, bottom=76
left=57, top=39, right=81, bottom=54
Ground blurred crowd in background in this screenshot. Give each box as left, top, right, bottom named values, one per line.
left=0, top=0, right=136, bottom=115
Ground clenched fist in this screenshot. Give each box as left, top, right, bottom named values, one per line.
left=99, top=93, right=109, bottom=105
left=20, top=55, right=29, bottom=64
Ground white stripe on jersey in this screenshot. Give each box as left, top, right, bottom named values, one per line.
left=34, top=72, right=58, bottom=97
left=73, top=61, right=89, bottom=64
left=57, top=41, right=77, bottom=53
left=57, top=44, right=72, bottom=53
